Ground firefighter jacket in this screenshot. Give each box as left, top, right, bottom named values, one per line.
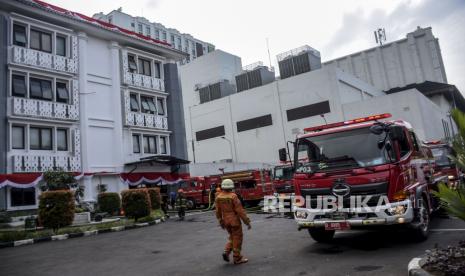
left=175, top=196, right=187, bottom=209
left=215, top=192, right=250, bottom=227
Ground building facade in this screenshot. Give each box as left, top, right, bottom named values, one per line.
left=0, top=0, right=188, bottom=211
left=179, top=28, right=461, bottom=169
left=93, top=9, right=215, bottom=64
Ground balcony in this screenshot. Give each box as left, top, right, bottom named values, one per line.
left=12, top=129, right=81, bottom=173
left=123, top=72, right=165, bottom=92
left=13, top=155, right=81, bottom=173
left=125, top=112, right=168, bottom=130
left=11, top=80, right=79, bottom=121
left=10, top=43, right=78, bottom=74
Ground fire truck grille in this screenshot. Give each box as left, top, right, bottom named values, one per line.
left=300, top=182, right=388, bottom=208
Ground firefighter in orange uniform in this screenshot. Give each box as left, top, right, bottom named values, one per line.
left=215, top=179, right=251, bottom=265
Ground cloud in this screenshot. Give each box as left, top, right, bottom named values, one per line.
left=325, top=0, right=465, bottom=59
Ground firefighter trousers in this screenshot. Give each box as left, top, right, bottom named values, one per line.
left=224, top=225, right=243, bottom=261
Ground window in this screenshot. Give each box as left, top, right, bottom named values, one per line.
left=56, top=82, right=69, bottom=103
left=146, top=26, right=151, bottom=36
left=108, top=16, right=113, bottom=24
left=11, top=188, right=36, bottom=207
left=130, top=94, right=139, bottom=111
left=160, top=136, right=167, bottom=154
left=30, top=29, right=52, bottom=53
left=157, top=98, right=165, bottom=115
left=138, top=24, right=143, bottom=34
left=13, top=24, right=27, bottom=47
left=171, top=35, right=175, bottom=44
left=30, top=127, right=52, bottom=150
left=57, top=129, right=68, bottom=151
left=141, top=96, right=156, bottom=114
left=176, top=37, right=181, bottom=50
left=132, top=134, right=141, bottom=153
left=138, top=58, right=152, bottom=76
left=154, top=62, right=161, bottom=78
left=56, top=36, right=66, bottom=56
left=155, top=29, right=160, bottom=40
left=162, top=31, right=167, bottom=41
left=131, top=22, right=135, bottom=28
left=12, top=126, right=25, bottom=149
left=409, top=132, right=420, bottom=152
left=128, top=55, right=137, bottom=73
left=397, top=130, right=410, bottom=157
left=30, top=78, right=52, bottom=101
left=143, top=136, right=157, bottom=154
left=12, top=74, right=26, bottom=97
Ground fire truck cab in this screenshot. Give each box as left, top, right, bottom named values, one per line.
left=423, top=140, right=461, bottom=187
left=282, top=113, right=442, bottom=242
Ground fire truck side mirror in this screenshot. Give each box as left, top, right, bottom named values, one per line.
left=388, top=125, right=405, bottom=142
left=278, top=148, right=287, bottom=162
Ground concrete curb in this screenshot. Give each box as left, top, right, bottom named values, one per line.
left=0, top=216, right=166, bottom=249
left=408, top=256, right=431, bottom=276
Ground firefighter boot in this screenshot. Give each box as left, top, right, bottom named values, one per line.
left=222, top=251, right=230, bottom=262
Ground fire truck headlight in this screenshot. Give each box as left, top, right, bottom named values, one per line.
left=295, top=210, right=308, bottom=219
left=448, top=175, right=455, bottom=180
left=385, top=204, right=407, bottom=216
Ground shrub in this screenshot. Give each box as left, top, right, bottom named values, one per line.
left=41, top=170, right=84, bottom=203
left=147, top=188, right=161, bottom=210
left=38, top=190, right=75, bottom=232
left=98, top=193, right=121, bottom=215
left=121, top=189, right=151, bottom=221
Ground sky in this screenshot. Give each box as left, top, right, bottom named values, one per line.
left=46, top=0, right=465, bottom=93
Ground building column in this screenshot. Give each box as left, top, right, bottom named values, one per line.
left=109, top=41, right=124, bottom=173
left=0, top=14, right=7, bottom=175
left=76, top=32, right=94, bottom=202
left=164, top=60, right=189, bottom=172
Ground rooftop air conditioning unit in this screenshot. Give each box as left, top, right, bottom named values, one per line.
left=277, top=45, right=321, bottom=79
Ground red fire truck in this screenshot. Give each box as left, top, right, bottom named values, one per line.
left=183, top=169, right=274, bottom=209
left=281, top=113, right=445, bottom=242
left=272, top=163, right=295, bottom=195
left=423, top=140, right=461, bottom=187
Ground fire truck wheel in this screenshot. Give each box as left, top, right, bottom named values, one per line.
left=186, top=199, right=196, bottom=210
left=411, top=195, right=430, bottom=242
left=308, top=228, right=335, bottom=243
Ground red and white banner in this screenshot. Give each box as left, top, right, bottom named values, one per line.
left=0, top=173, right=85, bottom=189
left=120, top=173, right=190, bottom=186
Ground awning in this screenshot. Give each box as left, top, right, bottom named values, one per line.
left=120, top=172, right=190, bottom=186
left=0, top=172, right=85, bottom=189
left=125, top=155, right=191, bottom=167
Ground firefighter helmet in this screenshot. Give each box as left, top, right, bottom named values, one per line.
left=221, top=179, right=234, bottom=190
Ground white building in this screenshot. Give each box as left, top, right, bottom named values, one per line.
left=179, top=28, right=462, bottom=172
left=93, top=8, right=215, bottom=64
left=0, top=0, right=188, bottom=211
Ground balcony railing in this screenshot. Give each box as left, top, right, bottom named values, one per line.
left=11, top=80, right=79, bottom=121
left=13, top=155, right=81, bottom=173
left=123, top=72, right=165, bottom=92
left=125, top=112, right=168, bottom=130
left=10, top=43, right=78, bottom=74
left=12, top=129, right=81, bottom=173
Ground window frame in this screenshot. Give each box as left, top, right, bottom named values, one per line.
left=55, top=35, right=67, bottom=57
left=12, top=74, right=27, bottom=97
left=159, top=136, right=167, bottom=154
left=56, top=81, right=69, bottom=103
left=128, top=54, right=138, bottom=73
left=157, top=98, right=165, bottom=115
left=143, top=135, right=157, bottom=154
left=132, top=134, right=141, bottom=154
left=29, top=126, right=53, bottom=151
left=12, top=125, right=25, bottom=150
left=29, top=77, right=53, bottom=101
left=138, top=58, right=152, bottom=76
left=57, top=128, right=68, bottom=151
left=13, top=24, right=27, bottom=47
left=30, top=28, right=52, bottom=53
left=130, top=93, right=140, bottom=112
left=10, top=187, right=36, bottom=207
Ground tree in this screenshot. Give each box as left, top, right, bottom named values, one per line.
left=433, top=109, right=465, bottom=222
left=41, top=170, right=84, bottom=203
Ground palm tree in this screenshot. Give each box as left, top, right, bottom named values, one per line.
left=433, top=109, right=465, bottom=221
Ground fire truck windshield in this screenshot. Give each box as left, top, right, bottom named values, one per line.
left=274, top=166, right=293, bottom=180
left=431, top=147, right=452, bottom=167
left=295, top=127, right=391, bottom=173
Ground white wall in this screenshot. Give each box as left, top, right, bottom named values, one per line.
left=342, top=89, right=452, bottom=141
left=323, top=27, right=447, bottom=91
